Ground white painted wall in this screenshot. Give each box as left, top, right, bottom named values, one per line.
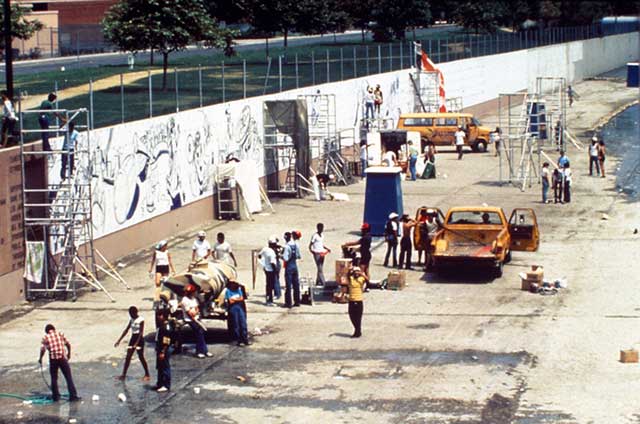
left=48, top=31, right=639, bottom=240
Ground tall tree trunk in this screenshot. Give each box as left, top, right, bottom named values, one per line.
left=162, top=51, right=169, bottom=91
left=265, top=37, right=269, bottom=58
left=361, top=28, right=365, bottom=43
left=150, top=48, right=154, bottom=66
left=284, top=29, right=288, bottom=48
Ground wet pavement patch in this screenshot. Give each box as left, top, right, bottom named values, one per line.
left=407, top=323, right=441, bottom=330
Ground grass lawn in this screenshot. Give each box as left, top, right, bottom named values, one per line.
left=10, top=26, right=524, bottom=138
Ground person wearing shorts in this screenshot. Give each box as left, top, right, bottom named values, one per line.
left=149, top=241, right=175, bottom=322
left=114, top=306, right=150, bottom=381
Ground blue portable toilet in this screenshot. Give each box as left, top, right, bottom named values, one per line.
left=627, top=63, right=639, bottom=88
left=528, top=101, right=547, bottom=140
left=363, top=167, right=403, bottom=236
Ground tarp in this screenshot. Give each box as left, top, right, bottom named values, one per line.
left=216, top=161, right=262, bottom=214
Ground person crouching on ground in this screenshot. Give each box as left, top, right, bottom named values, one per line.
left=154, top=308, right=172, bottom=392
left=225, top=280, right=251, bottom=346
left=180, top=284, right=212, bottom=358
left=347, top=267, right=368, bottom=338
left=38, top=324, right=81, bottom=402
left=114, top=306, right=150, bottom=382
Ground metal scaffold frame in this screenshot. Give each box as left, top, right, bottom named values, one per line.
left=497, top=93, right=541, bottom=191
left=535, top=77, right=568, bottom=152
left=19, top=106, right=114, bottom=302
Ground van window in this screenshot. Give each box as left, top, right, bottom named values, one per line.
left=402, top=117, right=433, bottom=126
left=472, top=117, right=481, bottom=126
left=437, top=117, right=458, bottom=126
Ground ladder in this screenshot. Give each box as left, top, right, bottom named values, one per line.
left=214, top=168, right=240, bottom=220
left=535, top=77, right=567, bottom=151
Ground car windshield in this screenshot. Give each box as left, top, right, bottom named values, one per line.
left=472, top=117, right=481, bottom=126
left=448, top=211, right=502, bottom=225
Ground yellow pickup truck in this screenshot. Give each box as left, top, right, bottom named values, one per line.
left=430, top=206, right=539, bottom=277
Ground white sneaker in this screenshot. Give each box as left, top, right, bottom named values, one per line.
left=197, top=353, right=205, bottom=359
left=157, top=386, right=168, bottom=393
left=205, top=352, right=213, bottom=357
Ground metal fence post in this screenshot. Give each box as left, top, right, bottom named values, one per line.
left=50, top=28, right=54, bottom=58
left=445, top=37, right=449, bottom=61
left=377, top=44, right=382, bottom=73
left=295, top=54, right=299, bottom=89
left=365, top=46, right=370, bottom=75
left=89, top=79, right=94, bottom=129
left=243, top=60, right=247, bottom=98
left=437, top=38, right=441, bottom=62
left=174, top=67, right=179, bottom=112
left=148, top=71, right=152, bottom=118
left=353, top=47, right=357, bottom=77
left=278, top=55, right=283, bottom=92
left=222, top=61, right=226, bottom=103
left=198, top=64, right=203, bottom=107
left=120, top=73, right=124, bottom=123
left=340, top=48, right=344, bottom=81
left=388, top=43, right=392, bottom=71
left=326, top=49, right=330, bottom=83
left=311, top=51, right=316, bottom=85
left=399, top=42, right=403, bottom=68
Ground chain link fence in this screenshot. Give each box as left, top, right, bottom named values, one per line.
left=15, top=24, right=637, bottom=134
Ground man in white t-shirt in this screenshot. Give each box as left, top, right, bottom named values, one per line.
left=454, top=126, right=466, bottom=160
left=259, top=236, right=278, bottom=305
left=589, top=136, right=600, bottom=176
left=180, top=285, right=212, bottom=358
left=192, top=231, right=211, bottom=262
left=309, top=223, right=330, bottom=286
left=213, top=232, right=237, bottom=267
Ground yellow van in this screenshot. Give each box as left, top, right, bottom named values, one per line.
left=397, top=112, right=492, bottom=152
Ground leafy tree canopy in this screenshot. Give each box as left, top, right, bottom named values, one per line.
left=1, top=4, right=44, bottom=51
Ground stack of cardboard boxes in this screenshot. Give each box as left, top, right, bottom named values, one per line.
left=520, top=265, right=544, bottom=291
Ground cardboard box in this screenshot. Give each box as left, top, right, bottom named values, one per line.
left=387, top=270, right=406, bottom=290
left=525, top=266, right=544, bottom=282
left=620, top=349, right=639, bottom=363
left=335, top=259, right=352, bottom=285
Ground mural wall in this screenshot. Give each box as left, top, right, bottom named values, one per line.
left=48, top=71, right=415, bottom=240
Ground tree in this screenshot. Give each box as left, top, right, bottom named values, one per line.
left=453, top=1, right=501, bottom=34
left=498, top=0, right=530, bottom=30
left=241, top=0, right=299, bottom=54
left=295, top=0, right=350, bottom=38
left=0, top=4, right=43, bottom=52
left=371, top=0, right=432, bottom=41
left=103, top=0, right=232, bottom=89
left=343, top=0, right=375, bottom=42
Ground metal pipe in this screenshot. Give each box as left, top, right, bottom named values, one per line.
left=326, top=50, right=330, bottom=83
left=199, top=64, right=203, bottom=107
left=294, top=54, right=299, bottom=89
left=243, top=60, right=247, bottom=98
left=174, top=67, right=179, bottom=112
left=222, top=61, right=225, bottom=103
left=148, top=71, right=153, bottom=118
left=120, top=74, right=124, bottom=123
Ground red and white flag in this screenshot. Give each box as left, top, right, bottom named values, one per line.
left=414, top=42, right=447, bottom=113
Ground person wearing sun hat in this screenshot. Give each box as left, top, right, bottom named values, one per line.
left=383, top=213, right=399, bottom=268
left=346, top=266, right=368, bottom=338
left=192, top=230, right=211, bottom=262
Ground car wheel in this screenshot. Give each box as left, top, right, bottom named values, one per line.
left=475, top=140, right=487, bottom=153
left=505, top=250, right=512, bottom=263
left=494, top=261, right=504, bottom=278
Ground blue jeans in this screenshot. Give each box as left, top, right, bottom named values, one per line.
left=156, top=350, right=171, bottom=389
left=228, top=303, right=248, bottom=343
left=274, top=263, right=282, bottom=299
left=409, top=156, right=417, bottom=181
left=39, top=115, right=51, bottom=151
left=285, top=266, right=300, bottom=306
left=188, top=321, right=208, bottom=355
left=365, top=102, right=374, bottom=119
left=360, top=159, right=367, bottom=178
left=542, top=179, right=549, bottom=203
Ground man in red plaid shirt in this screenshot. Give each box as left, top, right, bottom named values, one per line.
left=38, top=324, right=80, bottom=402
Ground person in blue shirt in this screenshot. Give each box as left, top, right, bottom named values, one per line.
left=225, top=280, right=250, bottom=346
left=282, top=230, right=302, bottom=308
left=60, top=122, right=78, bottom=180
left=557, top=150, right=569, bottom=169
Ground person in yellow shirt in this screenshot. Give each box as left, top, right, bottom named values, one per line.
left=347, top=267, right=368, bottom=338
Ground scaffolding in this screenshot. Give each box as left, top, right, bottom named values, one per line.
left=535, top=77, right=567, bottom=151
left=497, top=93, right=542, bottom=191
left=409, top=71, right=439, bottom=113
left=19, top=107, right=111, bottom=301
